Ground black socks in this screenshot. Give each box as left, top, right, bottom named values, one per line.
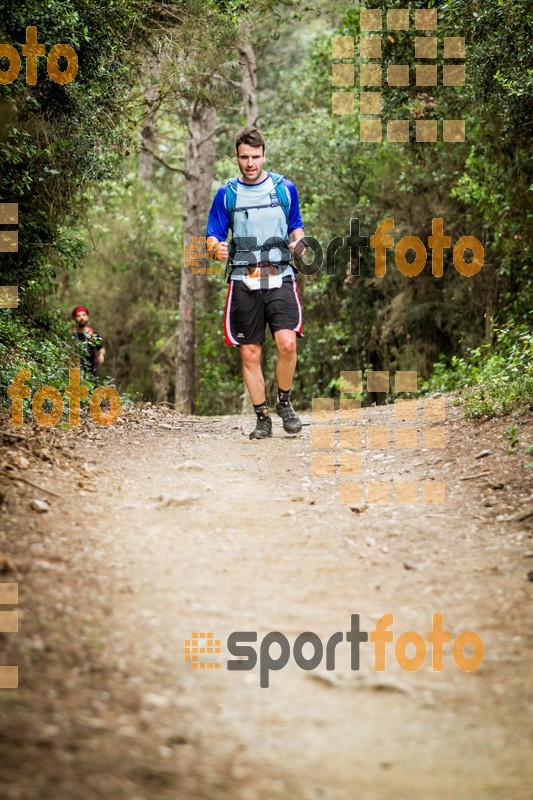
left=254, top=390, right=291, bottom=419
left=276, top=387, right=291, bottom=407
left=253, top=401, right=270, bottom=420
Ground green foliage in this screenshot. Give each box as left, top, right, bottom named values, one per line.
left=0, top=307, right=100, bottom=421
left=255, top=3, right=485, bottom=406
left=61, top=169, right=182, bottom=401
left=0, top=0, right=146, bottom=291
left=1, top=0, right=530, bottom=417
left=506, top=425, right=519, bottom=453
left=0, top=0, right=148, bottom=399
left=439, top=0, right=533, bottom=323
left=195, top=296, right=244, bottom=414
left=257, top=0, right=531, bottom=415
left=182, top=0, right=531, bottom=414
left=422, top=322, right=533, bottom=418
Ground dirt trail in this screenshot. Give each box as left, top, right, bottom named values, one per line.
left=1, top=401, right=532, bottom=800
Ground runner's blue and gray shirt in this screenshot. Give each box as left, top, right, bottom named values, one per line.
left=206, top=172, right=304, bottom=280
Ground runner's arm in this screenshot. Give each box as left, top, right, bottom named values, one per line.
left=289, top=228, right=307, bottom=257
left=206, top=187, right=230, bottom=260
left=283, top=180, right=306, bottom=256
left=206, top=237, right=229, bottom=261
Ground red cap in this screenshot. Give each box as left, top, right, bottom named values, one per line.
left=72, top=306, right=89, bottom=318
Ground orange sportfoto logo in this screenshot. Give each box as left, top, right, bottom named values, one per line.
left=0, top=27, right=78, bottom=86
left=7, top=369, right=121, bottom=427
left=185, top=614, right=484, bottom=687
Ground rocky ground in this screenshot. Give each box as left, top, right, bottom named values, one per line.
left=0, top=399, right=532, bottom=800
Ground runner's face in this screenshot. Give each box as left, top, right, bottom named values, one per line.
left=236, top=144, right=266, bottom=183
left=74, top=312, right=88, bottom=326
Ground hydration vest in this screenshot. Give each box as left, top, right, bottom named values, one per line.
left=225, top=172, right=291, bottom=277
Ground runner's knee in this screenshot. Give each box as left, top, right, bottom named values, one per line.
left=276, top=336, right=296, bottom=357
left=241, top=345, right=262, bottom=368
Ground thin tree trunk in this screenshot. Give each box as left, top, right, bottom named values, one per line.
left=238, top=22, right=261, bottom=413
left=139, top=51, right=161, bottom=187
left=238, top=21, right=259, bottom=127
left=175, top=99, right=216, bottom=413
left=195, top=106, right=217, bottom=308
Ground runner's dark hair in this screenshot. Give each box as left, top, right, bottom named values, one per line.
left=235, top=127, right=265, bottom=152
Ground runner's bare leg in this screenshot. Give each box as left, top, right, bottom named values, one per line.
left=274, top=329, right=297, bottom=390
left=241, top=344, right=266, bottom=405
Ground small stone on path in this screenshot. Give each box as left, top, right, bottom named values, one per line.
left=30, top=499, right=49, bottom=513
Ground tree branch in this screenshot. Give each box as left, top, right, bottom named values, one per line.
left=141, top=145, right=191, bottom=177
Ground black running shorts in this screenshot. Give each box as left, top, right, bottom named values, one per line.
left=224, top=277, right=303, bottom=346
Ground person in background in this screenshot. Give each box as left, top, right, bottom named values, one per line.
left=70, top=306, right=105, bottom=377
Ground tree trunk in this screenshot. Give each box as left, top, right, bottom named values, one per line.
left=195, top=106, right=217, bottom=308
left=175, top=99, right=217, bottom=413
left=238, top=23, right=261, bottom=412
left=138, top=51, right=161, bottom=187
left=238, top=21, right=259, bottom=127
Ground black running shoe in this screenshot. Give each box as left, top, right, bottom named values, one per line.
left=275, top=400, right=302, bottom=434
left=249, top=415, right=273, bottom=440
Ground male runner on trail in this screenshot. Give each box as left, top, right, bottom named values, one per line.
left=206, top=127, right=307, bottom=440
